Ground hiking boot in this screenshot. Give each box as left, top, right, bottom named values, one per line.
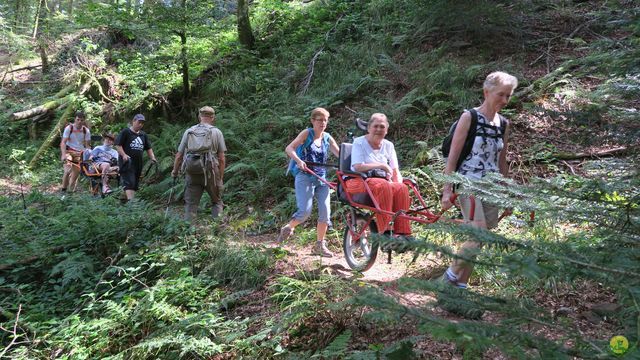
left=435, top=281, right=484, bottom=320
left=277, top=224, right=293, bottom=243
left=312, top=240, right=334, bottom=258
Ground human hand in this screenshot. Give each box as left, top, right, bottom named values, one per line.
left=122, top=154, right=130, bottom=162
left=503, top=207, right=513, bottom=217
left=441, top=189, right=454, bottom=211
left=61, top=154, right=66, bottom=162
left=381, top=164, right=392, bottom=176
left=151, top=158, right=157, bottom=163
left=171, top=170, right=178, bottom=178
left=297, top=160, right=308, bottom=172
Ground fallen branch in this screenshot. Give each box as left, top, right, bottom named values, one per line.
left=0, top=304, right=29, bottom=358
left=9, top=84, right=75, bottom=121
left=526, top=146, right=628, bottom=164
left=297, top=15, right=343, bottom=96
left=554, top=146, right=627, bottom=161
left=0, top=246, right=65, bottom=271
left=4, top=64, right=42, bottom=74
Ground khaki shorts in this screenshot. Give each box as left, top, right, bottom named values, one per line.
left=458, top=194, right=500, bottom=229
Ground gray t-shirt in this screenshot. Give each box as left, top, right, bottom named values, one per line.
left=177, top=123, right=227, bottom=154
left=62, top=124, right=91, bottom=151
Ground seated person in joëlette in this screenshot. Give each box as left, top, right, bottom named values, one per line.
left=344, top=113, right=413, bottom=240
left=89, top=133, right=119, bottom=194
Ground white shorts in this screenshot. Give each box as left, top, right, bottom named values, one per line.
left=458, top=194, right=500, bottom=229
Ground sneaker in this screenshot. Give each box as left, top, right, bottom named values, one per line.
left=277, top=225, right=293, bottom=243
left=312, top=240, right=334, bottom=258
left=102, top=186, right=112, bottom=194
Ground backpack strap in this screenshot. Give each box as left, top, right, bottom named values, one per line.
left=456, top=109, right=478, bottom=171
left=499, top=115, right=507, bottom=139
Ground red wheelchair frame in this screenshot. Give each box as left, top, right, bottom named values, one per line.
left=302, top=142, right=483, bottom=272
left=296, top=114, right=533, bottom=271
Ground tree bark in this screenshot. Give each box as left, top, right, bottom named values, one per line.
left=10, top=84, right=74, bottom=120
left=14, top=0, right=22, bottom=30
left=68, top=0, right=73, bottom=17
left=179, top=31, right=189, bottom=100
left=32, top=0, right=44, bottom=38
left=237, top=0, right=255, bottom=49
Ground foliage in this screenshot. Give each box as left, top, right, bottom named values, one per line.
left=345, top=171, right=639, bottom=358
left=0, top=192, right=282, bottom=358
left=1, top=0, right=639, bottom=358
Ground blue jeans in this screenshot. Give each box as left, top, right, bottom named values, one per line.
left=292, top=173, right=330, bottom=224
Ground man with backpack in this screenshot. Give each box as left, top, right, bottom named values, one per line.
left=171, top=106, right=227, bottom=221
left=59, top=110, right=91, bottom=193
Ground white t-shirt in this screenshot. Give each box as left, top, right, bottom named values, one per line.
left=62, top=124, right=91, bottom=151
left=350, top=135, right=399, bottom=172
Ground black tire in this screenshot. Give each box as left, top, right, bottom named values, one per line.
left=343, top=213, right=378, bottom=271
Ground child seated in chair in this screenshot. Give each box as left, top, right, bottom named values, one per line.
left=89, top=133, right=119, bottom=194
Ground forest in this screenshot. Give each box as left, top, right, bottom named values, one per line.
left=0, top=0, right=639, bottom=358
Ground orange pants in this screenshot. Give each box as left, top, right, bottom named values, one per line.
left=345, top=178, right=411, bottom=234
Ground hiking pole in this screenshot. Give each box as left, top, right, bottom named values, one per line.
left=165, top=177, right=177, bottom=219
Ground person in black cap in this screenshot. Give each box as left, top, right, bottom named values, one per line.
left=59, top=110, right=91, bottom=193
left=115, top=114, right=157, bottom=200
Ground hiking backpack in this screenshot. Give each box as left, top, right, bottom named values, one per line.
left=182, top=124, right=219, bottom=177
left=441, top=109, right=507, bottom=171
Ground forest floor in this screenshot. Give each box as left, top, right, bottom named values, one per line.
left=0, top=173, right=624, bottom=358
left=234, top=232, right=620, bottom=358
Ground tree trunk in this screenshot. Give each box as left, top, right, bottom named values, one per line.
left=32, top=0, right=44, bottom=38
left=179, top=31, right=190, bottom=100
left=237, top=0, right=255, bottom=49
left=13, top=0, right=20, bottom=29
left=10, top=84, right=74, bottom=120
left=37, top=39, right=50, bottom=74
left=68, top=0, right=73, bottom=17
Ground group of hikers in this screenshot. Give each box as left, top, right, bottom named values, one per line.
left=60, top=70, right=517, bottom=292
left=278, top=71, right=518, bottom=291
left=59, top=106, right=226, bottom=218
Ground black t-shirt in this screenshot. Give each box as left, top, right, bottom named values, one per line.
left=115, top=127, right=152, bottom=171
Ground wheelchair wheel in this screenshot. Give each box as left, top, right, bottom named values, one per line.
left=343, top=212, right=378, bottom=271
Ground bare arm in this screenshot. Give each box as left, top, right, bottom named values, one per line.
left=329, top=136, right=340, bottom=158
left=115, top=145, right=129, bottom=162
left=498, top=120, right=510, bottom=177
left=146, top=148, right=157, bottom=162
left=441, top=111, right=472, bottom=209
left=171, top=152, right=183, bottom=177
left=352, top=162, right=392, bottom=174
left=60, top=138, right=68, bottom=161
left=391, top=168, right=402, bottom=183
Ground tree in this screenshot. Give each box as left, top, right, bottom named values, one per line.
left=141, top=0, right=217, bottom=102
left=33, top=0, right=49, bottom=73
left=237, top=0, right=254, bottom=49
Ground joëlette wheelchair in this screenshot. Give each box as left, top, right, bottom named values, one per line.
left=79, top=151, right=120, bottom=198
left=303, top=134, right=469, bottom=271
